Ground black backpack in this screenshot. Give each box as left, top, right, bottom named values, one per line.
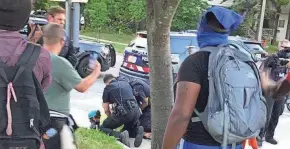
left=0, top=43, right=50, bottom=149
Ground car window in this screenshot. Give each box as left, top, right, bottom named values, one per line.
left=170, top=36, right=198, bottom=53
left=244, top=43, right=264, bottom=51
left=79, top=42, right=102, bottom=52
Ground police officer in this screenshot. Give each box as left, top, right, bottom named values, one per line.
left=130, top=79, right=151, bottom=139
left=101, top=74, right=144, bottom=147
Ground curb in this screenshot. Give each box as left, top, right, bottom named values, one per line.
left=117, top=142, right=130, bottom=149
left=80, top=35, right=128, bottom=46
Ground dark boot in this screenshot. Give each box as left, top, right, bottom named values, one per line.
left=120, top=130, right=131, bottom=147
left=134, top=126, right=144, bottom=147
left=265, top=138, right=278, bottom=145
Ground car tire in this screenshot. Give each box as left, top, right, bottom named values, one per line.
left=106, top=44, right=116, bottom=67
left=287, top=103, right=290, bottom=112
left=77, top=56, right=103, bottom=78
left=77, top=56, right=91, bottom=78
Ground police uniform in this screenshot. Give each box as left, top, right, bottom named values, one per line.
left=101, top=79, right=141, bottom=138
left=130, top=79, right=151, bottom=133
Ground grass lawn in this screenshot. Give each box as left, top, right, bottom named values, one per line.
left=76, top=128, right=123, bottom=149
left=112, top=43, right=127, bottom=54
left=81, top=31, right=134, bottom=53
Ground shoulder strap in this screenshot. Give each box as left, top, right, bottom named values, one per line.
left=199, top=46, right=220, bottom=77
left=13, top=43, right=41, bottom=82
left=16, top=42, right=41, bottom=66
left=32, top=73, right=50, bottom=132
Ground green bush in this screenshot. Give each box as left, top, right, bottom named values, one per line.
left=266, top=45, right=278, bottom=54
left=76, top=128, right=123, bottom=149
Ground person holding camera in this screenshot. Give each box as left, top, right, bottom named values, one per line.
left=101, top=74, right=144, bottom=148
left=257, top=54, right=289, bottom=146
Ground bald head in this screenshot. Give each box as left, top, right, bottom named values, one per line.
left=43, top=23, right=66, bottom=45
left=43, top=23, right=66, bottom=55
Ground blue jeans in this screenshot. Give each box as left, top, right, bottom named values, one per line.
left=179, top=140, right=242, bottom=149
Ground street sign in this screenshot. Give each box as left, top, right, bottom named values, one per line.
left=50, top=0, right=88, bottom=3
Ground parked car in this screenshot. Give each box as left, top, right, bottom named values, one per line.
left=119, top=31, right=199, bottom=82
left=119, top=32, right=268, bottom=82
left=20, top=17, right=116, bottom=78
left=228, top=36, right=268, bottom=61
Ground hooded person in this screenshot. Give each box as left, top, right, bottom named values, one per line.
left=162, top=6, right=246, bottom=149
left=0, top=0, right=51, bottom=90
left=163, top=5, right=290, bottom=149
left=0, top=0, right=52, bottom=148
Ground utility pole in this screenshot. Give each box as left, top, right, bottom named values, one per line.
left=65, top=0, right=72, bottom=41
left=72, top=3, right=81, bottom=48
left=256, top=0, right=267, bottom=42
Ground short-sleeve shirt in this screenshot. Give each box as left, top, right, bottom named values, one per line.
left=102, top=80, right=135, bottom=105
left=44, top=53, right=82, bottom=115
left=176, top=51, right=221, bottom=146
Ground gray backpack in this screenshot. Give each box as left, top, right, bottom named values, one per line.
left=191, top=45, right=267, bottom=149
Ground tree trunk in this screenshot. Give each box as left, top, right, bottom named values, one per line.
left=272, top=13, right=280, bottom=45
left=286, top=7, right=290, bottom=40
left=146, top=0, right=181, bottom=149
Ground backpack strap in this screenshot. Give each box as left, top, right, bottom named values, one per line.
left=16, top=42, right=41, bottom=66
left=32, top=73, right=50, bottom=133
left=13, top=43, right=41, bottom=82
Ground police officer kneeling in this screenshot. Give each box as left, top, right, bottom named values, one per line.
left=130, top=79, right=152, bottom=139
left=101, top=74, right=144, bottom=147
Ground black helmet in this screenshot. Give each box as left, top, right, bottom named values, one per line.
left=0, top=0, right=32, bottom=31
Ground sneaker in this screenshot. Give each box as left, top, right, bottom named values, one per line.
left=134, top=126, right=144, bottom=147
left=120, top=130, right=130, bottom=147
left=265, top=138, right=278, bottom=145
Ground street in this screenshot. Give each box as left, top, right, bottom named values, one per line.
left=70, top=54, right=290, bottom=149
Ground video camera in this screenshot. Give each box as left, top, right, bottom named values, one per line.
left=19, top=16, right=47, bottom=36
left=265, top=54, right=289, bottom=69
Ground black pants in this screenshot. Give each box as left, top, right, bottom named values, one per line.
left=259, top=96, right=285, bottom=140
left=140, top=106, right=151, bottom=133
left=265, top=98, right=285, bottom=139
left=100, top=107, right=141, bottom=138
